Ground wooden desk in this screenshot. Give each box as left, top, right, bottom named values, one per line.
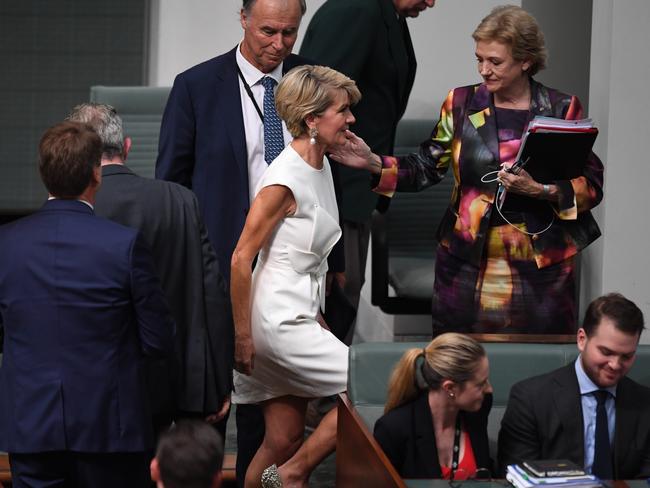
left=336, top=393, right=406, bottom=488
left=0, top=452, right=10, bottom=487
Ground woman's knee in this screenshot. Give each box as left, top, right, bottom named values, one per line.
left=262, top=428, right=304, bottom=460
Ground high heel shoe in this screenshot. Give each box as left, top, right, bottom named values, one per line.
left=261, top=464, right=283, bottom=487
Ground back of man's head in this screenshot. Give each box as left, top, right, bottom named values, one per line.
left=152, top=420, right=224, bottom=488
left=39, top=121, right=102, bottom=198
left=582, top=292, right=645, bottom=338
left=67, top=103, right=125, bottom=160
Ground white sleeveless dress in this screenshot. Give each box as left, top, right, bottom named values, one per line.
left=232, top=145, right=349, bottom=404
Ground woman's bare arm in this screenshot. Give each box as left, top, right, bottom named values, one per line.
left=231, top=184, right=296, bottom=375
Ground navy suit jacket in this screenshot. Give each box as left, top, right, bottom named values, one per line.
left=156, top=47, right=342, bottom=282
left=0, top=199, right=175, bottom=453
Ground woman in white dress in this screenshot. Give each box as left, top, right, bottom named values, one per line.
left=231, top=65, right=361, bottom=488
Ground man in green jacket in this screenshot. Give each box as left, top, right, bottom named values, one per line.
left=300, top=0, right=435, bottom=335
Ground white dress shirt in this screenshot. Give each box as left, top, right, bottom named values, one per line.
left=574, top=356, right=616, bottom=474
left=235, top=43, right=292, bottom=204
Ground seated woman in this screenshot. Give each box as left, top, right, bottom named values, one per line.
left=374, top=333, right=493, bottom=479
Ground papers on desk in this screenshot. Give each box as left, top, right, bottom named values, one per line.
left=506, top=464, right=602, bottom=488
left=512, top=116, right=598, bottom=183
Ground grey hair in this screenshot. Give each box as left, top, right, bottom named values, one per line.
left=66, top=103, right=125, bottom=160
left=242, top=0, right=306, bottom=16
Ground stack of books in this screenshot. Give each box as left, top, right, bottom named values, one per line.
left=506, top=460, right=602, bottom=488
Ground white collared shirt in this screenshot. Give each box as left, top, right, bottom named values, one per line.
left=48, top=196, right=94, bottom=210
left=574, top=356, right=616, bottom=474
left=235, top=43, right=292, bottom=204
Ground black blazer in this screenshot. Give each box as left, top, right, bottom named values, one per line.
left=498, top=363, right=650, bottom=479
left=95, top=164, right=233, bottom=416
left=374, top=392, right=493, bottom=479
left=300, top=0, right=417, bottom=222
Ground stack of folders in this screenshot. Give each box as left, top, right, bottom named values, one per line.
left=513, top=116, right=598, bottom=183
left=506, top=460, right=602, bottom=488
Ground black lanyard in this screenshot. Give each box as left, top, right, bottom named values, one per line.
left=450, top=415, right=462, bottom=478
left=236, top=65, right=264, bottom=123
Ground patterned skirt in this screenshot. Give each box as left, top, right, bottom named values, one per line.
left=432, top=223, right=577, bottom=334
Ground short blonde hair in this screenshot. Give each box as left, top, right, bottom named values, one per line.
left=384, top=333, right=486, bottom=413
left=275, top=65, right=361, bottom=138
left=472, top=5, right=547, bottom=76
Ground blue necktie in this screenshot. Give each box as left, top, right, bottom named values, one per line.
left=261, top=76, right=284, bottom=164
left=592, top=390, right=613, bottom=480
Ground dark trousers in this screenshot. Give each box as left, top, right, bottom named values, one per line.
left=341, top=220, right=371, bottom=344
left=236, top=404, right=265, bottom=488
left=9, top=451, right=149, bottom=488
left=153, top=410, right=228, bottom=443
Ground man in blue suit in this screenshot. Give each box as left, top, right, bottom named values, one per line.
left=155, top=1, right=336, bottom=484
left=156, top=0, right=312, bottom=285
left=0, top=121, right=175, bottom=488
left=300, top=0, right=435, bottom=337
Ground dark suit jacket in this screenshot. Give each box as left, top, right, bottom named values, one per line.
left=374, top=392, right=493, bottom=479
left=0, top=199, right=174, bottom=453
left=498, top=363, right=650, bottom=479
left=155, top=47, right=343, bottom=281
left=94, top=164, right=233, bottom=416
left=300, top=0, right=416, bottom=222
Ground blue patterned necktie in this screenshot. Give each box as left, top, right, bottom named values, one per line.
left=261, top=76, right=284, bottom=164
left=592, top=390, right=613, bottom=480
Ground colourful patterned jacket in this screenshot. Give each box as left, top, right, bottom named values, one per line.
left=375, top=79, right=604, bottom=268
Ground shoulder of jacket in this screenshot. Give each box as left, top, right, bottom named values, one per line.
left=176, top=49, right=235, bottom=82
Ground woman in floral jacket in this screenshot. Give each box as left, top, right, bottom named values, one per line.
left=333, top=5, right=603, bottom=334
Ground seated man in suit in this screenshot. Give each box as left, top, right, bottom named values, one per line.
left=0, top=121, right=175, bottom=488
left=69, top=103, right=233, bottom=441
left=498, top=293, right=650, bottom=479
left=150, top=420, right=224, bottom=488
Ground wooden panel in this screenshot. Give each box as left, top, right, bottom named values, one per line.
left=0, top=451, right=232, bottom=487
left=335, top=393, right=406, bottom=488
left=0, top=452, right=10, bottom=487
left=222, top=452, right=236, bottom=485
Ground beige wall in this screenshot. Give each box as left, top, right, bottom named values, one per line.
left=589, top=0, right=650, bottom=343
left=149, top=0, right=510, bottom=116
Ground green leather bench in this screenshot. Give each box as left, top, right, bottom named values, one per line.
left=347, top=341, right=650, bottom=460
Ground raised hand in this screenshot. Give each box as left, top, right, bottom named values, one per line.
left=329, top=130, right=380, bottom=173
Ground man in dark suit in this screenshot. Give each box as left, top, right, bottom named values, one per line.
left=0, top=121, right=175, bottom=487
left=156, top=0, right=313, bottom=284
left=300, top=0, right=435, bottom=334
left=498, top=293, right=650, bottom=479
left=68, top=103, right=233, bottom=441
left=155, top=1, right=335, bottom=484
